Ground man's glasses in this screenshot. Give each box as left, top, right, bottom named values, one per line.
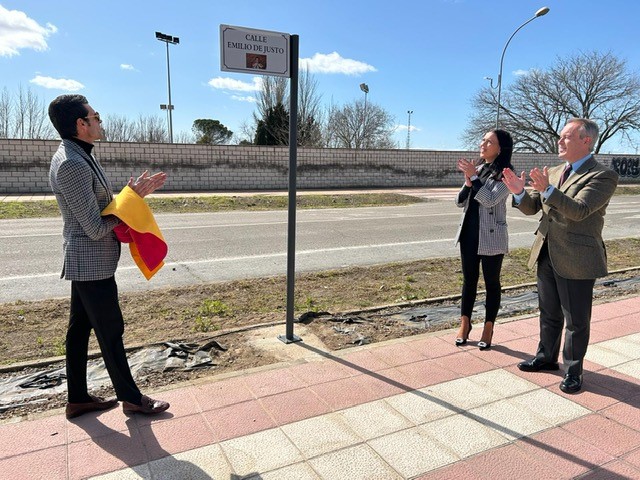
left=83, top=112, right=102, bottom=123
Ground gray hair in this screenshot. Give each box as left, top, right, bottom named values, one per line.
left=567, top=118, right=599, bottom=151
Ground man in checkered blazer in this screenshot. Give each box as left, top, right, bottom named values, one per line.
left=48, top=94, right=170, bottom=418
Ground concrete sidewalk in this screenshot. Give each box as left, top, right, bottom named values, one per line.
left=1, top=295, right=639, bottom=479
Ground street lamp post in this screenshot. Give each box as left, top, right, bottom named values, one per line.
left=489, top=6, right=549, bottom=129
left=406, top=110, right=413, bottom=149
left=359, top=83, right=369, bottom=148
left=155, top=31, right=179, bottom=143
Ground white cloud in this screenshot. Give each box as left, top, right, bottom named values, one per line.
left=231, top=95, right=256, bottom=103
left=300, top=52, right=376, bottom=75
left=0, top=5, right=57, bottom=57
left=513, top=69, right=529, bottom=76
left=396, top=125, right=420, bottom=132
left=30, top=75, right=84, bottom=91
left=208, top=76, right=262, bottom=92
left=120, top=64, right=136, bottom=71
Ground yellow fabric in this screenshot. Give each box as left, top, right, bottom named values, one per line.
left=102, top=186, right=166, bottom=280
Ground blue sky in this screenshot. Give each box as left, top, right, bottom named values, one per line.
left=1, top=0, right=639, bottom=152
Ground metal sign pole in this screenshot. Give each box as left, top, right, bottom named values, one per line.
left=278, top=34, right=302, bottom=344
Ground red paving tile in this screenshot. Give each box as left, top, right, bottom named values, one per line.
left=138, top=414, right=216, bottom=461
left=203, top=399, right=276, bottom=442
left=462, top=443, right=560, bottom=480
left=0, top=446, right=67, bottom=480
left=191, top=376, right=255, bottom=411
left=368, top=341, right=429, bottom=366
left=601, top=401, right=640, bottom=431
left=409, top=336, right=461, bottom=359
left=352, top=366, right=415, bottom=398
left=579, top=459, right=640, bottom=479
left=242, top=367, right=307, bottom=397
left=339, top=348, right=393, bottom=372
left=586, top=368, right=640, bottom=401
left=288, top=359, right=354, bottom=386
left=562, top=414, right=640, bottom=457
left=67, top=428, right=148, bottom=479
left=309, top=375, right=381, bottom=410
left=433, top=351, right=494, bottom=377
left=0, top=415, right=66, bottom=458
left=624, top=448, right=640, bottom=470
left=395, top=359, right=460, bottom=389
left=66, top=410, right=135, bottom=443
left=517, top=426, right=615, bottom=477
left=258, top=387, right=331, bottom=425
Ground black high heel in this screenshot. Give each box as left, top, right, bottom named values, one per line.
left=478, top=321, right=494, bottom=350
left=455, top=318, right=472, bottom=346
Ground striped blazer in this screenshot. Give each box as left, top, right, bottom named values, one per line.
left=454, top=173, right=510, bottom=256
left=49, top=140, right=121, bottom=281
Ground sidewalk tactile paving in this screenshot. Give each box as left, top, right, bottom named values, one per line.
left=281, top=413, right=362, bottom=458
left=220, top=428, right=303, bottom=476
left=309, top=444, right=402, bottom=480
left=336, top=399, right=413, bottom=440
left=368, top=426, right=459, bottom=478
left=420, top=414, right=510, bottom=458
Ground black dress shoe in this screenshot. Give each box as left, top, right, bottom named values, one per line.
left=560, top=374, right=583, bottom=394
left=517, top=358, right=560, bottom=372
left=65, top=395, right=118, bottom=419
left=123, top=395, right=170, bottom=415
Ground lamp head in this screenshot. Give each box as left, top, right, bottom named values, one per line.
left=359, top=83, right=369, bottom=94
left=535, top=6, right=550, bottom=17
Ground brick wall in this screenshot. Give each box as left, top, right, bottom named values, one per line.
left=0, top=139, right=638, bottom=193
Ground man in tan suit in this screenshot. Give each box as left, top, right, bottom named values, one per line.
left=503, top=118, right=618, bottom=393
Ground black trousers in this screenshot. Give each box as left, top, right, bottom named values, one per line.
left=535, top=244, right=595, bottom=376
left=459, top=238, right=504, bottom=323
left=66, top=277, right=142, bottom=404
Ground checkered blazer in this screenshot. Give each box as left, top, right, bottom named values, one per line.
left=49, top=140, right=121, bottom=281
left=454, top=174, right=510, bottom=256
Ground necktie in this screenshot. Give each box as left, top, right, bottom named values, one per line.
left=559, top=164, right=572, bottom=187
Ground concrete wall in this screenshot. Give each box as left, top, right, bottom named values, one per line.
left=1, top=139, right=638, bottom=193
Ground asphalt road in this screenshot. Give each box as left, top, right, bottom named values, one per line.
left=1, top=195, right=639, bottom=303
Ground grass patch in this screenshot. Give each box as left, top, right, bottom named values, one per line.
left=0, top=193, right=424, bottom=219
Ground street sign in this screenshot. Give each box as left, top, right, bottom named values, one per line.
left=220, top=24, right=290, bottom=77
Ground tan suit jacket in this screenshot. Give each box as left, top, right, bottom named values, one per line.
left=514, top=156, right=618, bottom=280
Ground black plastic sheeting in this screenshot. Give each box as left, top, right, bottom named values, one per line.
left=0, top=340, right=225, bottom=413
left=1, top=276, right=638, bottom=412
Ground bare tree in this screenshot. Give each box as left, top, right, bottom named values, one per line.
left=131, top=114, right=168, bottom=143
left=0, top=87, right=11, bottom=138
left=9, top=85, right=55, bottom=139
left=325, top=99, right=397, bottom=149
left=464, top=51, right=640, bottom=153
left=102, top=114, right=135, bottom=142
left=250, top=70, right=324, bottom=146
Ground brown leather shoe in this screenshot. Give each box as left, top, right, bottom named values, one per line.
left=122, top=395, right=170, bottom=415
left=65, top=395, right=118, bottom=419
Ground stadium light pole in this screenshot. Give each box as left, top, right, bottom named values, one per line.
left=406, top=110, right=413, bottom=149
left=155, top=31, right=179, bottom=143
left=359, top=83, right=369, bottom=148
left=488, top=7, right=549, bottom=129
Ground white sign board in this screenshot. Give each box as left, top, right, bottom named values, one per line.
left=220, top=24, right=290, bottom=77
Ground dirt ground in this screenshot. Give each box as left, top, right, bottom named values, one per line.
left=1, top=237, right=640, bottom=421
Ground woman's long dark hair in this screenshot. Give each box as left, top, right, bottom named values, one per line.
left=485, top=129, right=514, bottom=180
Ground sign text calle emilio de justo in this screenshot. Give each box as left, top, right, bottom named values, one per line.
left=220, top=25, right=290, bottom=77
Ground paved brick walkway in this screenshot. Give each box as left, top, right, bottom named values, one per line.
left=1, top=296, right=639, bottom=479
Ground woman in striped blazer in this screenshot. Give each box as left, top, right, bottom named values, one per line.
left=453, top=129, right=514, bottom=350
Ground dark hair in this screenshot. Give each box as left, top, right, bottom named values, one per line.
left=48, top=94, right=89, bottom=138
left=487, top=129, right=514, bottom=179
